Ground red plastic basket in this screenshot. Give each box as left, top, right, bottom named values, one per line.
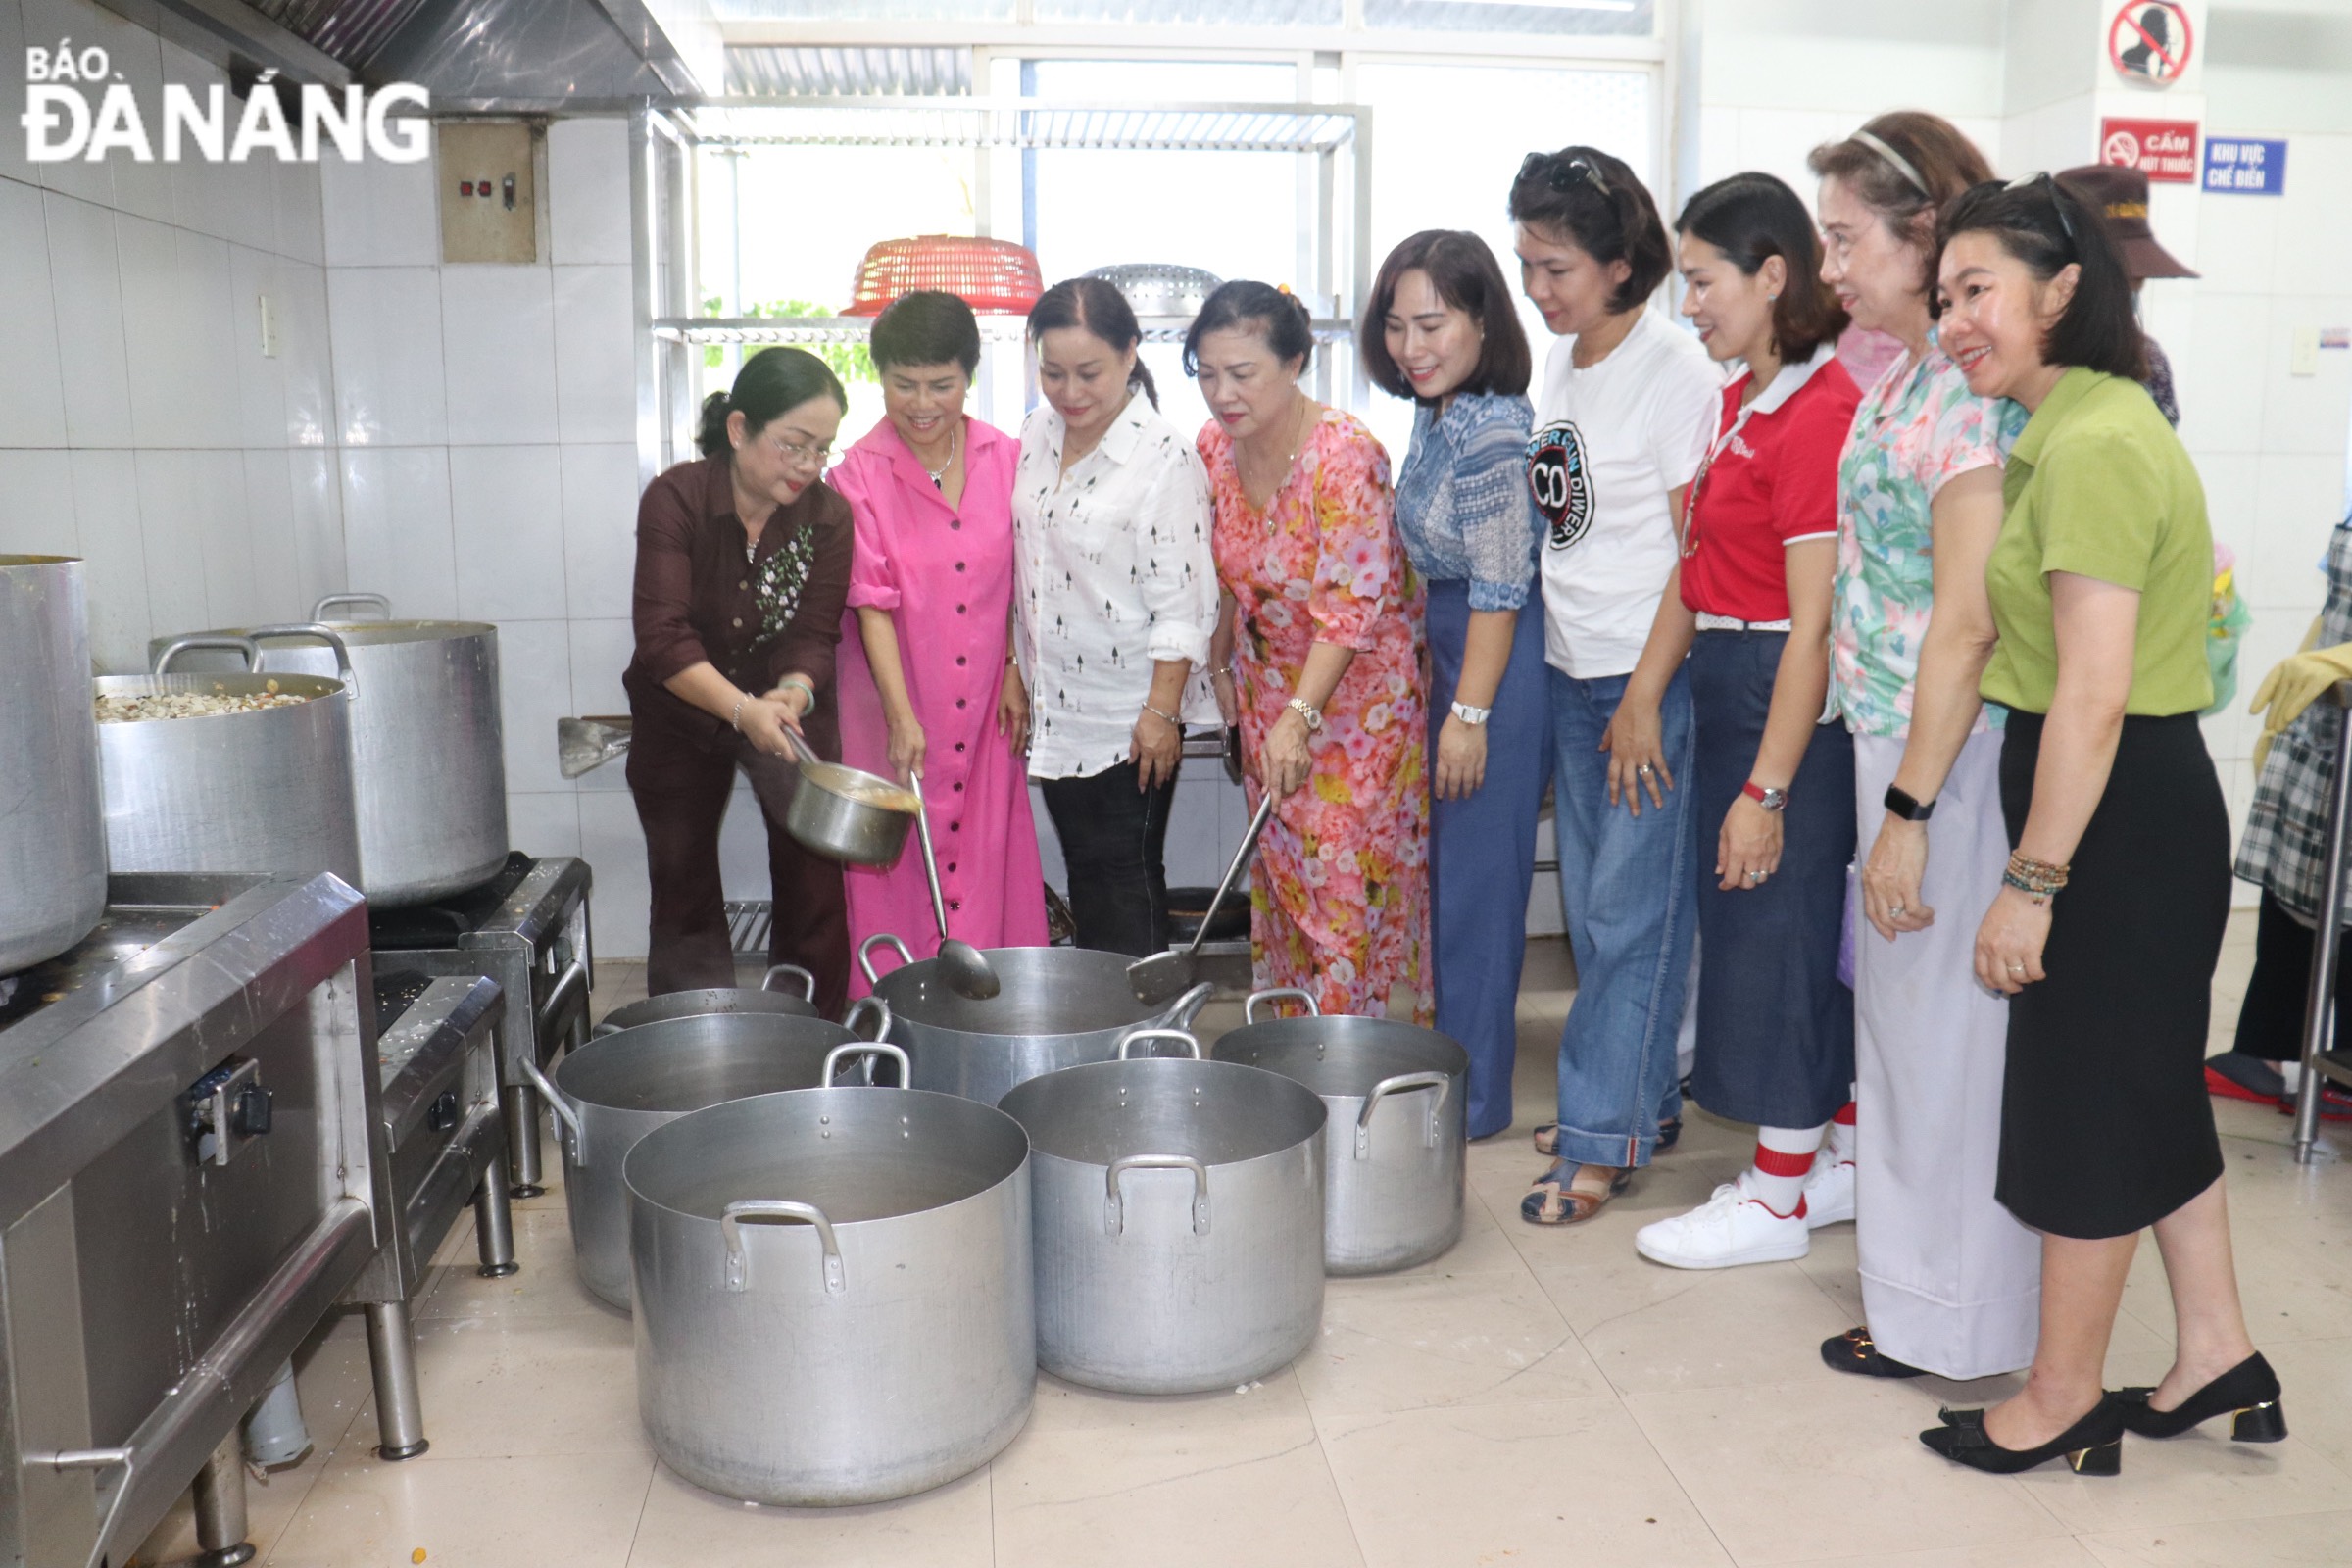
left=841, top=234, right=1046, bottom=317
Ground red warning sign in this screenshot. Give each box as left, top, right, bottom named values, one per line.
left=2100, top=118, right=2200, bottom=183
left=2109, top=2, right=2194, bottom=87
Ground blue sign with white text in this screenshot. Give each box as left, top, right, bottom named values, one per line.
left=2204, top=138, right=2287, bottom=195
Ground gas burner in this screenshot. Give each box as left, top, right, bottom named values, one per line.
left=364, top=854, right=593, bottom=1197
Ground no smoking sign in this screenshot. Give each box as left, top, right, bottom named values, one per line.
left=2110, top=1, right=2194, bottom=87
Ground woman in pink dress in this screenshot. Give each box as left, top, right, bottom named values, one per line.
left=830, top=290, right=1049, bottom=988
left=1191, top=282, right=1432, bottom=1021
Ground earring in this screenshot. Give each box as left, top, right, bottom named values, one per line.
left=1767, top=291, right=1780, bottom=301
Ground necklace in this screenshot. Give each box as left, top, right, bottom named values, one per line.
left=919, top=423, right=959, bottom=490
left=1241, top=396, right=1313, bottom=516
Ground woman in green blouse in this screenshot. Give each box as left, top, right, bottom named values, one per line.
left=1918, top=176, right=2277, bottom=1476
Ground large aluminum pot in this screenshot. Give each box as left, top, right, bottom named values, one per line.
left=626, top=1079, right=1034, bottom=1504
left=860, top=934, right=1210, bottom=1107
left=592, top=963, right=821, bottom=1037
left=96, top=636, right=362, bottom=888
left=0, top=557, right=107, bottom=972
left=153, top=592, right=507, bottom=906
left=998, top=1027, right=1326, bottom=1394
left=520, top=1000, right=890, bottom=1310
left=1211, top=988, right=1468, bottom=1275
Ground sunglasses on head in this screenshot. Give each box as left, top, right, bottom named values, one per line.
left=2004, top=171, right=2080, bottom=252
left=1518, top=151, right=1609, bottom=199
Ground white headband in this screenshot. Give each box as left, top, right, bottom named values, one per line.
left=1852, top=128, right=1931, bottom=199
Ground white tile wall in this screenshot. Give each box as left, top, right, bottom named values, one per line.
left=44, top=192, right=135, bottom=448
left=443, top=267, right=561, bottom=445
left=329, top=267, right=448, bottom=446
left=450, top=445, right=567, bottom=622
left=69, top=451, right=152, bottom=669
left=548, top=119, right=633, bottom=267
left=577, top=791, right=652, bottom=960
left=493, top=618, right=578, bottom=796
left=552, top=265, right=637, bottom=444
left=0, top=450, right=76, bottom=557
left=0, top=181, right=67, bottom=446
left=339, top=446, right=458, bottom=617
left=559, top=443, right=639, bottom=619
left=318, top=142, right=441, bottom=269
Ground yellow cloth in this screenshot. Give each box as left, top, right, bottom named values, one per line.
left=2249, top=616, right=2352, bottom=770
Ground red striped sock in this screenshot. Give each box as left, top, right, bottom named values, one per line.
left=1748, top=1123, right=1827, bottom=1217
left=1826, top=1098, right=1858, bottom=1164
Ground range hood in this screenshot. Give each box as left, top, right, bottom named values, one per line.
left=99, top=0, right=719, bottom=106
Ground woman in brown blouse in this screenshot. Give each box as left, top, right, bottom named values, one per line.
left=624, top=348, right=856, bottom=1011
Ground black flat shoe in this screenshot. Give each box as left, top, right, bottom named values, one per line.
left=2115, top=1352, right=2286, bottom=1442
left=1920, top=1397, right=2124, bottom=1475
left=1822, top=1326, right=1925, bottom=1379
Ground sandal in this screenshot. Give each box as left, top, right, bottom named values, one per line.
left=1820, top=1325, right=1925, bottom=1380
left=1520, top=1161, right=1631, bottom=1226
left=1534, top=1119, right=1682, bottom=1157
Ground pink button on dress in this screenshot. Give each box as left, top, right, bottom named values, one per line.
left=830, top=416, right=1050, bottom=994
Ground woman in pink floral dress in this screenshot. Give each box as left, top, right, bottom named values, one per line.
left=1188, top=282, right=1430, bottom=1021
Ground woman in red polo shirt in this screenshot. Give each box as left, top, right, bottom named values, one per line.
left=1631, top=173, right=1863, bottom=1270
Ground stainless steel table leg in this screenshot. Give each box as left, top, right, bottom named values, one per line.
left=503, top=1080, right=545, bottom=1197
left=364, top=1300, right=431, bottom=1460
left=2295, top=683, right=2352, bottom=1164
left=475, top=1154, right=520, bottom=1278
left=190, top=1432, right=257, bottom=1568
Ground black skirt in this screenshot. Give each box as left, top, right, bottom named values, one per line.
left=1995, top=710, right=2230, bottom=1239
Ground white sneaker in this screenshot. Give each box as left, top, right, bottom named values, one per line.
left=1801, top=1152, right=1855, bottom=1230
left=1634, top=1174, right=1811, bottom=1269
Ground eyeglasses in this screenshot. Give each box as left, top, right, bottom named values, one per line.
left=760, top=429, right=832, bottom=467
left=2005, top=171, right=2079, bottom=253
left=1518, top=151, right=1609, bottom=200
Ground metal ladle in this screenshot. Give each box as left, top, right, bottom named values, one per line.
left=1126, top=792, right=1275, bottom=1005
left=909, top=767, right=1001, bottom=1001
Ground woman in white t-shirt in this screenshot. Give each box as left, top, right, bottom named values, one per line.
left=1013, top=276, right=1221, bottom=956
left=1510, top=146, right=1723, bottom=1226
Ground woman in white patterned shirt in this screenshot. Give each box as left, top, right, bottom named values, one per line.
left=1013, top=277, right=1221, bottom=956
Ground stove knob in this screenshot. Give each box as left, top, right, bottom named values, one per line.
left=232, top=1084, right=274, bottom=1137
left=428, top=1091, right=461, bottom=1133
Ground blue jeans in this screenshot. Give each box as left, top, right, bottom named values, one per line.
left=1547, top=664, right=1698, bottom=1169
left=1427, top=583, right=1553, bottom=1139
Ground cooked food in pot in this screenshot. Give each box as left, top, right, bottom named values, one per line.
left=95, top=681, right=312, bottom=722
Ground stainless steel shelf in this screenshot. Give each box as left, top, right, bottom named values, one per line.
left=657, top=314, right=1357, bottom=346
left=685, top=98, right=1361, bottom=155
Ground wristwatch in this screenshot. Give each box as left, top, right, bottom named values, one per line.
left=1287, top=697, right=1324, bottom=732
left=1741, top=780, right=1788, bottom=812
left=1883, top=784, right=1936, bottom=821
left=1450, top=701, right=1491, bottom=726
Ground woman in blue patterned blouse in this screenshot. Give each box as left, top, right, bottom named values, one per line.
left=1361, top=230, right=1547, bottom=1137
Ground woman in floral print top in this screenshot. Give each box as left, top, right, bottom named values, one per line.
left=1191, top=281, right=1431, bottom=1021
left=1808, top=113, right=2039, bottom=1384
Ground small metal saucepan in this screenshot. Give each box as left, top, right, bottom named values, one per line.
left=781, top=728, right=919, bottom=867
left=592, top=964, right=822, bottom=1037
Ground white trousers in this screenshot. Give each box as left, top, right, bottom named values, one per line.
left=1852, top=730, right=2042, bottom=1379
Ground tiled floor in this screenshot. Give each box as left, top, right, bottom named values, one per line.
left=131, top=913, right=2352, bottom=1568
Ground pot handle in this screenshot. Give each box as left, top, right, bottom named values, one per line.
left=1115, top=1026, right=1201, bottom=1060
left=1104, top=1154, right=1210, bottom=1237
left=590, top=1019, right=622, bottom=1039
left=761, top=963, right=817, bottom=1000
left=517, top=1055, right=585, bottom=1162
left=858, top=932, right=915, bottom=986
left=721, top=1200, right=846, bottom=1295
left=842, top=994, right=892, bottom=1041
left=1164, top=981, right=1215, bottom=1029
left=1355, top=1071, right=1451, bottom=1160
left=313, top=592, right=391, bottom=621
left=152, top=633, right=261, bottom=674
left=1244, top=987, right=1320, bottom=1024
left=240, top=622, right=358, bottom=696
left=821, top=1039, right=911, bottom=1088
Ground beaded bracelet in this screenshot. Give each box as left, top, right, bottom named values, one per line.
left=2002, top=850, right=2070, bottom=904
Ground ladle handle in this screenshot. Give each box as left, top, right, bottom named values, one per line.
left=1104, top=1154, right=1210, bottom=1237
left=1244, top=987, right=1321, bottom=1024
left=908, top=769, right=952, bottom=941
left=720, top=1200, right=845, bottom=1295
left=821, top=1039, right=910, bottom=1087
left=761, top=963, right=816, bottom=1000
left=1115, top=1026, right=1202, bottom=1060
left=782, top=724, right=820, bottom=767
left=1189, top=793, right=1276, bottom=956
left=1355, top=1070, right=1451, bottom=1159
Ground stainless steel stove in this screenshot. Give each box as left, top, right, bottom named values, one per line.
left=0, top=871, right=389, bottom=1568
left=365, top=854, right=594, bottom=1196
